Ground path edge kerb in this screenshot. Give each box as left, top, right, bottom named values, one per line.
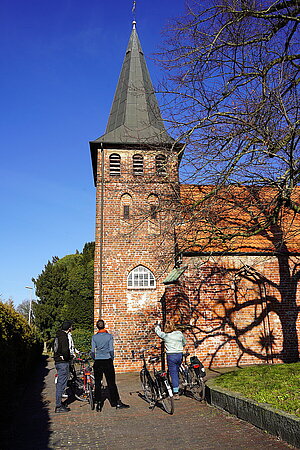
left=205, top=380, right=300, bottom=449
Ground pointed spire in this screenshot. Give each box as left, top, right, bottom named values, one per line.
left=93, top=24, right=174, bottom=146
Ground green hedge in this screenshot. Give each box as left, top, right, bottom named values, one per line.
left=72, top=328, right=93, bottom=353
left=0, top=302, right=43, bottom=412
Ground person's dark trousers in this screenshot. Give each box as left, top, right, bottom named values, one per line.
left=55, top=361, right=70, bottom=408
left=166, top=353, right=183, bottom=392
left=93, top=358, right=120, bottom=406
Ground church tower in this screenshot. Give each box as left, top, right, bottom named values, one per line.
left=90, top=22, right=182, bottom=371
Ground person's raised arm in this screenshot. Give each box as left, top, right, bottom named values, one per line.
left=154, top=323, right=166, bottom=339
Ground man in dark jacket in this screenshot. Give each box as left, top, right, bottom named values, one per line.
left=54, top=320, right=73, bottom=413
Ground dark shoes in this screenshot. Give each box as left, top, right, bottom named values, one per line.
left=95, top=400, right=129, bottom=410
left=55, top=404, right=70, bottom=413
left=96, top=401, right=103, bottom=412
left=116, top=401, right=130, bottom=409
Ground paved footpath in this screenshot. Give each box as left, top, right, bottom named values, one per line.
left=2, top=357, right=293, bottom=450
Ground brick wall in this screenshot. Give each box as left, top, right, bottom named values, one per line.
left=163, top=255, right=300, bottom=368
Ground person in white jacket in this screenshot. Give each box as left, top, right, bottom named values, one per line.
left=155, top=320, right=186, bottom=399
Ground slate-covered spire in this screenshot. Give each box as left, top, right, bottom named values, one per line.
left=92, top=21, right=174, bottom=146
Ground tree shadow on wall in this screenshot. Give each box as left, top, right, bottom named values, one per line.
left=168, top=255, right=299, bottom=368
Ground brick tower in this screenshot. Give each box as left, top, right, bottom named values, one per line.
left=90, top=22, right=182, bottom=371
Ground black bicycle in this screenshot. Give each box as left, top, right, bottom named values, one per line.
left=132, top=348, right=174, bottom=415
left=179, top=352, right=206, bottom=401
left=69, top=353, right=95, bottom=410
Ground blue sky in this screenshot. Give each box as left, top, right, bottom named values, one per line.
left=0, top=0, right=185, bottom=305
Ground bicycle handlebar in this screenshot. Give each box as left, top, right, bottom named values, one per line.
left=73, top=352, right=93, bottom=364
left=131, top=346, right=160, bottom=362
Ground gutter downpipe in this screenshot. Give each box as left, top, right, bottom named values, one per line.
left=98, top=142, right=105, bottom=318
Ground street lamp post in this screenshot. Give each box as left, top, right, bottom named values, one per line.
left=25, top=286, right=33, bottom=325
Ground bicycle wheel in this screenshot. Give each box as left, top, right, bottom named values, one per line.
left=140, top=369, right=155, bottom=403
left=71, top=377, right=88, bottom=401
left=158, top=378, right=174, bottom=415
left=88, top=382, right=95, bottom=410
left=188, top=367, right=205, bottom=401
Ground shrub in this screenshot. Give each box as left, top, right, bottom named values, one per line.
left=0, top=302, right=43, bottom=415
left=72, top=328, right=93, bottom=353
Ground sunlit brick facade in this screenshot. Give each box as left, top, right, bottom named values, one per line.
left=90, top=23, right=300, bottom=371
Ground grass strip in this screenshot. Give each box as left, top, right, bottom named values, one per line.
left=212, top=362, right=300, bottom=417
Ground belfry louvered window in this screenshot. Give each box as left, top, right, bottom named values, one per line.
left=109, top=154, right=121, bottom=176
left=127, top=265, right=156, bottom=289
left=156, top=154, right=167, bottom=176
left=133, top=154, right=144, bottom=176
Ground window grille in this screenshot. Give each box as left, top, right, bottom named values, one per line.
left=123, top=205, right=130, bottom=219
left=109, top=154, right=121, bottom=176
left=127, top=266, right=156, bottom=289
left=155, top=154, right=167, bottom=176
left=150, top=205, right=157, bottom=220
left=133, top=154, right=144, bottom=176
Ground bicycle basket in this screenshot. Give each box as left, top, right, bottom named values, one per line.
left=190, top=356, right=206, bottom=377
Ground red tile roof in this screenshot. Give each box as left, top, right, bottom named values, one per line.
left=177, top=185, right=300, bottom=254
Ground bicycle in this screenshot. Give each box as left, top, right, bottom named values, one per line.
left=69, top=353, right=95, bottom=410
left=132, top=348, right=174, bottom=415
left=179, top=352, right=206, bottom=401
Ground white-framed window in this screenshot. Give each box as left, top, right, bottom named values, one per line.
left=127, top=265, right=156, bottom=289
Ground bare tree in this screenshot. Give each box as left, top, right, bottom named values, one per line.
left=16, top=299, right=32, bottom=322
left=155, top=0, right=300, bottom=363
left=159, top=0, right=300, bottom=194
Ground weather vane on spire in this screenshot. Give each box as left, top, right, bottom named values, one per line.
left=132, top=1, right=136, bottom=21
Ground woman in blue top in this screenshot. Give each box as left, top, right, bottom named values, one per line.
left=155, top=320, right=186, bottom=399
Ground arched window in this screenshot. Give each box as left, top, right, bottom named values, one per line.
left=127, top=265, right=156, bottom=289
left=155, top=154, right=167, bottom=176
left=109, top=153, right=121, bottom=176
left=147, top=194, right=160, bottom=234
left=133, top=154, right=144, bottom=176
left=120, top=193, right=132, bottom=220
left=148, top=194, right=159, bottom=219
left=120, top=193, right=133, bottom=234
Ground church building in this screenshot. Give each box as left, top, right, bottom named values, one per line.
left=90, top=22, right=300, bottom=371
